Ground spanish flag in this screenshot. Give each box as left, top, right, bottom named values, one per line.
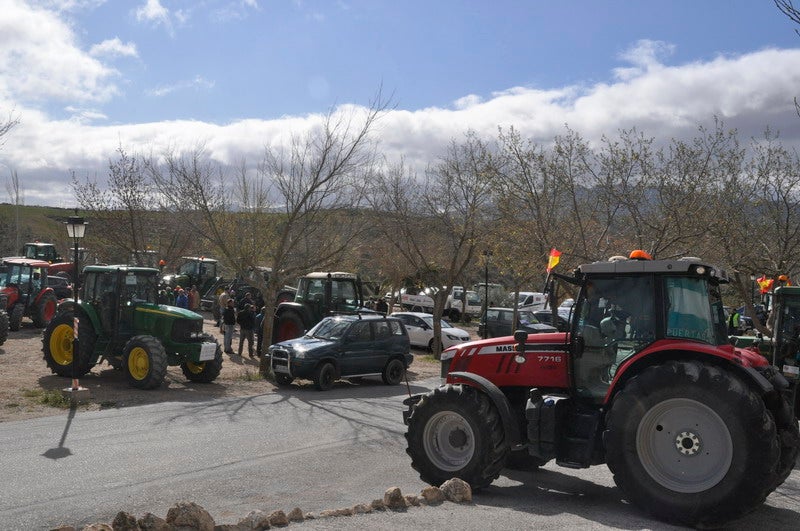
left=757, top=275, right=774, bottom=294
left=546, top=248, right=561, bottom=273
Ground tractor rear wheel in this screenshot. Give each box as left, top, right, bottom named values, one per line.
left=0, top=310, right=8, bottom=346
left=405, top=384, right=508, bottom=489
left=275, top=312, right=304, bottom=342
left=181, top=342, right=223, bottom=383
left=124, top=335, right=168, bottom=390
left=604, top=360, right=779, bottom=527
left=42, top=312, right=96, bottom=377
left=9, top=304, right=23, bottom=331
left=32, top=291, right=58, bottom=328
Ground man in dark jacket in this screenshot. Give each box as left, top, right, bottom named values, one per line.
left=222, top=298, right=237, bottom=354
left=237, top=303, right=256, bottom=358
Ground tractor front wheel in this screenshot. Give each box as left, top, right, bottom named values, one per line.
left=405, top=384, right=508, bottom=489
left=124, top=335, right=168, bottom=390
left=181, top=342, right=223, bottom=383
left=604, top=360, right=780, bottom=527
left=9, top=304, right=23, bottom=331
left=32, top=291, right=58, bottom=328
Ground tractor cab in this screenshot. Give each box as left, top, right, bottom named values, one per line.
left=82, top=267, right=160, bottom=335
left=569, top=255, right=729, bottom=402
left=0, top=258, right=58, bottom=330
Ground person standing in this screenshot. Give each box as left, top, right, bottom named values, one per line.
left=237, top=303, right=256, bottom=358
left=189, top=285, right=201, bottom=311
left=175, top=288, right=189, bottom=309
left=218, top=289, right=232, bottom=330
left=222, top=298, right=237, bottom=354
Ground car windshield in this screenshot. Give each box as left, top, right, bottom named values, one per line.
left=518, top=311, right=538, bottom=324
left=421, top=315, right=452, bottom=328
left=307, top=318, right=352, bottom=340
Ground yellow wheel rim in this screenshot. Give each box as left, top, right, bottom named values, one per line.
left=185, top=361, right=205, bottom=374
left=49, top=324, right=74, bottom=366
left=128, top=347, right=150, bottom=380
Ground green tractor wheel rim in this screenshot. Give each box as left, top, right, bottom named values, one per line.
left=185, top=361, right=206, bottom=374
left=128, top=347, right=151, bottom=380
left=49, top=323, right=74, bottom=366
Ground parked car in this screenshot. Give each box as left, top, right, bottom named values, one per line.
left=391, top=311, right=471, bottom=350
left=478, top=307, right=557, bottom=338
left=267, top=314, right=412, bottom=390
left=533, top=309, right=571, bottom=332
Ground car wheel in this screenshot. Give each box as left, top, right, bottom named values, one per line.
left=382, top=358, right=405, bottom=385
left=275, top=373, right=294, bottom=386
left=313, top=362, right=336, bottom=391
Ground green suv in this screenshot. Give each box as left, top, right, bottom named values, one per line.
left=268, top=314, right=412, bottom=391
left=42, top=264, right=222, bottom=389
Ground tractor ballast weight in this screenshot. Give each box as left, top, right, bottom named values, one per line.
left=272, top=272, right=370, bottom=343
left=42, top=264, right=221, bottom=390
left=403, top=252, right=799, bottom=527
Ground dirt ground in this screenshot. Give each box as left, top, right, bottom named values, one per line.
left=0, top=313, right=453, bottom=423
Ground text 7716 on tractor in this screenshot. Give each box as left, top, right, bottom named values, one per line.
left=403, top=252, right=798, bottom=527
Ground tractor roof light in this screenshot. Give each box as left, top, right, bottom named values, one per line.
left=629, top=250, right=653, bottom=261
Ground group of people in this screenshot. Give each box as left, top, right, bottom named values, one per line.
left=217, top=288, right=265, bottom=358
left=158, top=285, right=201, bottom=310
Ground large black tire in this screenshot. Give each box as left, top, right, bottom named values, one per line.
left=9, top=304, right=24, bottom=331
left=275, top=373, right=294, bottom=386
left=274, top=312, right=304, bottom=343
left=41, top=312, right=96, bottom=377
left=313, top=362, right=336, bottom=391
left=382, top=358, right=405, bottom=385
left=604, top=360, right=780, bottom=527
left=0, top=310, right=8, bottom=346
left=123, top=335, right=168, bottom=390
left=32, top=291, right=58, bottom=328
left=405, top=384, right=508, bottom=489
left=770, top=390, right=800, bottom=488
left=181, top=342, right=223, bottom=383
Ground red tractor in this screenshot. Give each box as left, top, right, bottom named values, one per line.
left=0, top=258, right=59, bottom=330
left=403, top=252, right=798, bottom=527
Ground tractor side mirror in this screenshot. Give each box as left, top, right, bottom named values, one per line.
left=572, top=335, right=585, bottom=359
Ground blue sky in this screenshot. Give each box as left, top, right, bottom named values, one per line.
left=2, top=0, right=800, bottom=206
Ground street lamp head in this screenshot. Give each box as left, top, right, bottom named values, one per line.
left=66, top=216, right=87, bottom=239
left=750, top=273, right=757, bottom=281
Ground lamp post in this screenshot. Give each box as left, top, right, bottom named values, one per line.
left=482, top=250, right=493, bottom=339
left=65, top=212, right=87, bottom=396
left=750, top=273, right=756, bottom=305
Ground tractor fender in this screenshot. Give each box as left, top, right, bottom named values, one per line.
left=33, top=286, right=56, bottom=304
left=449, top=371, right=523, bottom=447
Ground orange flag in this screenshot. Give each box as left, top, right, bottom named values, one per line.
left=757, top=275, right=774, bottom=294
left=546, top=248, right=561, bottom=272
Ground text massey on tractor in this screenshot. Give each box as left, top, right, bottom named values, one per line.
left=272, top=272, right=370, bottom=343
left=0, top=258, right=58, bottom=331
left=403, top=252, right=799, bottom=527
left=42, top=265, right=221, bottom=389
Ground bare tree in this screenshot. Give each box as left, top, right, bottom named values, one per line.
left=0, top=108, right=19, bottom=149
left=150, top=97, right=388, bottom=371
left=5, top=169, right=23, bottom=253
left=372, top=132, right=496, bottom=357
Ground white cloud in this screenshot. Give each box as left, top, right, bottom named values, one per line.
left=89, top=38, right=138, bottom=59
left=3, top=36, right=800, bottom=207
left=0, top=0, right=119, bottom=103
left=147, top=76, right=216, bottom=97
left=135, top=0, right=173, bottom=35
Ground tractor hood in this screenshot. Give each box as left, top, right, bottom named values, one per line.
left=132, top=302, right=204, bottom=321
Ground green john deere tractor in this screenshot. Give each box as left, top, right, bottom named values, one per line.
left=42, top=264, right=221, bottom=389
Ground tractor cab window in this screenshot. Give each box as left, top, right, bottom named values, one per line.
left=574, top=275, right=655, bottom=401
left=665, top=277, right=727, bottom=345
left=123, top=273, right=159, bottom=304
left=178, top=261, right=198, bottom=276
left=332, top=280, right=357, bottom=307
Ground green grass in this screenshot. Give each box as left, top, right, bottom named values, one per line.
left=21, top=388, right=72, bottom=408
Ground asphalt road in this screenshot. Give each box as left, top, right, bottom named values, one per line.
left=0, top=377, right=798, bottom=530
